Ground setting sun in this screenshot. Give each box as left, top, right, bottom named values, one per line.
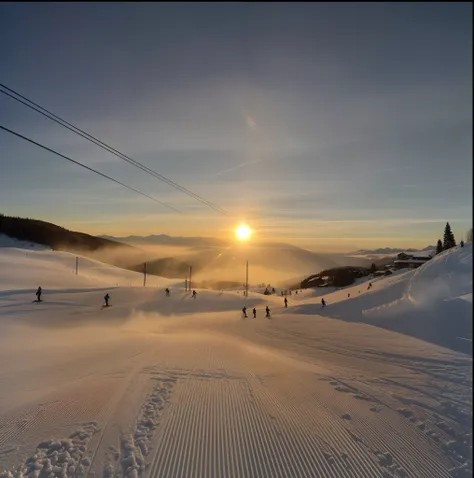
left=236, top=224, right=252, bottom=241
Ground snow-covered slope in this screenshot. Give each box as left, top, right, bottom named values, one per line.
left=0, top=246, right=169, bottom=291
left=0, top=245, right=471, bottom=478
left=0, top=234, right=50, bottom=251
left=290, top=244, right=472, bottom=353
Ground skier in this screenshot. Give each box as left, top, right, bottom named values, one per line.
left=348, top=293, right=350, bottom=298
left=252, top=307, right=257, bottom=319
left=242, top=306, right=247, bottom=319
left=265, top=306, right=271, bottom=318
left=165, top=288, right=170, bottom=297
left=35, top=286, right=42, bottom=302
left=104, top=293, right=110, bottom=307
left=192, top=290, right=197, bottom=299
left=321, top=298, right=326, bottom=308
left=284, top=297, right=288, bottom=308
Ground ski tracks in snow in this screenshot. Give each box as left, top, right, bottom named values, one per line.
left=1, top=323, right=471, bottom=478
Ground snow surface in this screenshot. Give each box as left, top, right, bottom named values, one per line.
left=290, top=244, right=472, bottom=353
left=0, top=242, right=472, bottom=478
left=0, top=234, right=51, bottom=251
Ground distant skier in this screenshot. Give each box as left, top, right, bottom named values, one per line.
left=321, top=298, right=326, bottom=308
left=35, top=286, right=42, bottom=302
left=192, top=290, right=197, bottom=299
left=242, top=306, right=248, bottom=319
left=104, top=293, right=110, bottom=307
left=265, top=306, right=271, bottom=318
left=348, top=293, right=350, bottom=298
left=165, top=288, right=170, bottom=297
left=252, top=307, right=257, bottom=319
left=284, top=297, right=288, bottom=308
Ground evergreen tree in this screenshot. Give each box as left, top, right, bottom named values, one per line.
left=436, top=239, right=443, bottom=255
left=443, top=222, right=456, bottom=250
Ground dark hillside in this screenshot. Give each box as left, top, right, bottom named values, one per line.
left=0, top=213, right=131, bottom=252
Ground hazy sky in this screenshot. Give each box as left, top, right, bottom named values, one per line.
left=1, top=3, right=472, bottom=251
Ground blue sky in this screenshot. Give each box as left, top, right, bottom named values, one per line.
left=0, top=3, right=472, bottom=251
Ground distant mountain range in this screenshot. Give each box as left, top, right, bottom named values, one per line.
left=351, top=245, right=435, bottom=256
left=99, top=234, right=225, bottom=248
left=2, top=214, right=425, bottom=286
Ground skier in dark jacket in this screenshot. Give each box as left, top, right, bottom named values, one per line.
left=252, top=307, right=257, bottom=319
left=36, top=286, right=42, bottom=302
left=104, top=293, right=110, bottom=307
left=265, top=306, right=271, bottom=318
left=165, top=288, right=170, bottom=297
left=242, top=306, right=247, bottom=318
left=284, top=297, right=288, bottom=308
left=192, top=290, right=197, bottom=299
left=321, top=298, right=326, bottom=308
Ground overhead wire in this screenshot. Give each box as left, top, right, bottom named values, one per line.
left=0, top=124, right=184, bottom=214
left=0, top=83, right=228, bottom=216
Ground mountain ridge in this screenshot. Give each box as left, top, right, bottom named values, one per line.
left=351, top=245, right=435, bottom=255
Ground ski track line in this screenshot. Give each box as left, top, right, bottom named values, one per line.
left=147, top=359, right=200, bottom=478
left=356, top=382, right=462, bottom=473
left=85, top=357, right=149, bottom=478
left=225, top=378, right=245, bottom=477
left=240, top=319, right=470, bottom=476
left=257, top=373, right=345, bottom=478
left=239, top=325, right=372, bottom=476
left=253, top=373, right=370, bottom=478
left=235, top=379, right=266, bottom=477
left=242, top=378, right=284, bottom=477
left=303, top=375, right=433, bottom=477
left=372, top=406, right=458, bottom=473
left=0, top=380, right=113, bottom=452
left=314, top=378, right=453, bottom=477
left=237, top=376, right=300, bottom=478
left=147, top=343, right=330, bottom=477
left=261, top=371, right=383, bottom=477
left=169, top=378, right=204, bottom=477
left=224, top=334, right=378, bottom=477
left=181, top=378, right=205, bottom=477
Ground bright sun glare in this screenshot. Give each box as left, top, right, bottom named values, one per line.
left=236, top=224, right=252, bottom=241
